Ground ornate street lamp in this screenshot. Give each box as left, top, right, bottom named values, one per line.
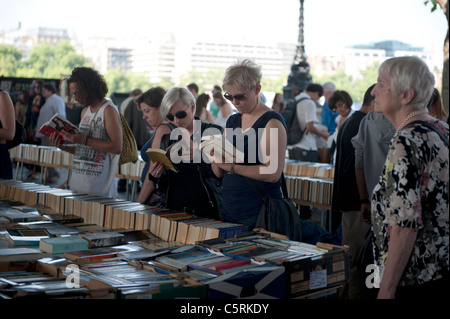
left=283, top=0, right=312, bottom=102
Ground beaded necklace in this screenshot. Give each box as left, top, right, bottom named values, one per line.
left=396, top=110, right=427, bottom=133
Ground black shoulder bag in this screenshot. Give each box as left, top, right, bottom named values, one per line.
left=246, top=173, right=302, bottom=241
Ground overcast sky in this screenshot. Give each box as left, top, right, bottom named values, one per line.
left=0, top=0, right=447, bottom=64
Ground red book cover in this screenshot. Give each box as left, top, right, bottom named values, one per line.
left=39, top=113, right=79, bottom=140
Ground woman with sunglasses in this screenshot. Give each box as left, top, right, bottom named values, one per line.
left=151, top=86, right=224, bottom=219
left=208, top=59, right=288, bottom=228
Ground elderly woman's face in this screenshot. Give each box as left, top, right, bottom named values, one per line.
left=372, top=71, right=399, bottom=114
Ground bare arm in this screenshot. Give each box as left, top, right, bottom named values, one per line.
left=61, top=105, right=123, bottom=154
left=137, top=124, right=172, bottom=204
left=306, top=121, right=330, bottom=140
left=212, top=118, right=287, bottom=183
left=0, top=92, right=15, bottom=142
left=378, top=226, right=417, bottom=299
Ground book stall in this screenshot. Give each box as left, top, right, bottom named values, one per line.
left=0, top=178, right=349, bottom=300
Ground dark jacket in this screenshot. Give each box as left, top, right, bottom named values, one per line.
left=160, top=118, right=224, bottom=219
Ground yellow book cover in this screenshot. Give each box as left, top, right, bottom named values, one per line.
left=145, top=148, right=178, bottom=172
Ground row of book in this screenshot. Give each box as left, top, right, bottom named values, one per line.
left=1, top=191, right=348, bottom=299
left=0, top=179, right=248, bottom=244
left=284, top=176, right=334, bottom=207
left=117, top=158, right=145, bottom=179
left=10, top=144, right=146, bottom=182
left=9, top=144, right=73, bottom=167
left=284, top=160, right=335, bottom=179
left=0, top=197, right=280, bottom=298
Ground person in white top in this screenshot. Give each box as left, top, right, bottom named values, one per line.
left=49, top=67, right=122, bottom=198
left=213, top=91, right=234, bottom=127
left=288, top=84, right=330, bottom=162
left=35, top=82, right=67, bottom=182
left=328, top=90, right=355, bottom=164
left=36, top=83, right=66, bottom=142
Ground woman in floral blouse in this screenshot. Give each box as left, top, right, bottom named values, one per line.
left=370, top=56, right=449, bottom=299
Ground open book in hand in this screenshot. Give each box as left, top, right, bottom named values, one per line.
left=145, top=147, right=178, bottom=173
left=39, top=113, right=79, bottom=140
left=200, top=134, right=244, bottom=163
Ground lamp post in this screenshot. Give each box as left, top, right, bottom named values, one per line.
left=283, top=0, right=312, bottom=102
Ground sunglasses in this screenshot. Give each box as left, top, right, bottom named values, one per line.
left=166, top=105, right=191, bottom=121
left=223, top=93, right=248, bottom=102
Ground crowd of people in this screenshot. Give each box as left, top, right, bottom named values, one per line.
left=0, top=56, right=448, bottom=300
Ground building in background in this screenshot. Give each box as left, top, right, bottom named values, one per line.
left=1, top=26, right=441, bottom=90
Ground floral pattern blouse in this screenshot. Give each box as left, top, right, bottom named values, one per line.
left=372, top=119, right=449, bottom=286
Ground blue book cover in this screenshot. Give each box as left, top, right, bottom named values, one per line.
left=39, top=235, right=89, bottom=254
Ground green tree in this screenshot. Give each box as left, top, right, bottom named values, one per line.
left=104, top=68, right=152, bottom=94
left=0, top=45, right=23, bottom=76
left=311, top=62, right=380, bottom=105
left=17, top=40, right=87, bottom=78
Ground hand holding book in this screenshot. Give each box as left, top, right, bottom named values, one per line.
left=199, top=134, right=244, bottom=164
left=40, top=113, right=82, bottom=145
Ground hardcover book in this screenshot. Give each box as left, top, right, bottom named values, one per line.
left=79, top=231, right=126, bottom=248
left=39, top=235, right=89, bottom=254
left=5, top=228, right=52, bottom=246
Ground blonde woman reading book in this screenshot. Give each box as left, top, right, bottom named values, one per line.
left=208, top=59, right=287, bottom=228
left=153, top=87, right=223, bottom=220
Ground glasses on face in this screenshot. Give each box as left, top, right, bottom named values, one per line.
left=332, top=102, right=346, bottom=111
left=166, top=105, right=191, bottom=121
left=223, top=92, right=248, bottom=102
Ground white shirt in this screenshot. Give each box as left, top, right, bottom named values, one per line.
left=35, top=94, right=66, bottom=138
left=70, top=101, right=120, bottom=198
left=289, top=92, right=319, bottom=151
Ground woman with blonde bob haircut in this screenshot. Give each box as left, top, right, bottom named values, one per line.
left=208, top=59, right=288, bottom=228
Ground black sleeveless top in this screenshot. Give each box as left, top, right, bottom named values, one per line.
left=221, top=110, right=287, bottom=222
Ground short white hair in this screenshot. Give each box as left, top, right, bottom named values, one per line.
left=378, top=56, right=435, bottom=110
left=222, top=59, right=262, bottom=93
left=160, top=87, right=196, bottom=120
left=322, top=81, right=336, bottom=93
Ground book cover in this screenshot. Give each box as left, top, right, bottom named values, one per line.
left=38, top=113, right=79, bottom=140
left=79, top=232, right=126, bottom=248
left=5, top=228, right=52, bottom=246
left=64, top=247, right=118, bottom=263
left=39, top=235, right=89, bottom=254
left=145, top=148, right=178, bottom=172
left=0, top=207, right=43, bottom=223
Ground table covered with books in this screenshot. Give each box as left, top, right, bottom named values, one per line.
left=0, top=178, right=348, bottom=299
